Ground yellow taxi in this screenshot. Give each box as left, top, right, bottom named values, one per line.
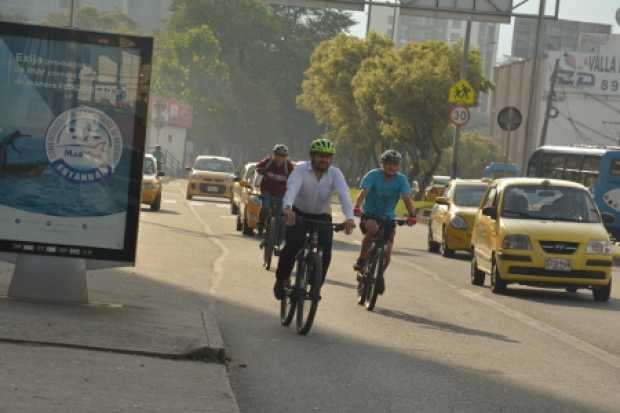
left=141, top=154, right=163, bottom=211
left=232, top=162, right=262, bottom=235
left=186, top=156, right=236, bottom=201
left=428, top=179, right=489, bottom=257
left=470, top=178, right=614, bottom=301
left=231, top=162, right=257, bottom=215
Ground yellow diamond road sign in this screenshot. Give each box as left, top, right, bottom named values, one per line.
left=448, top=79, right=476, bottom=106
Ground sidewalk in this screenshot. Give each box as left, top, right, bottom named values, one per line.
left=0, top=186, right=239, bottom=412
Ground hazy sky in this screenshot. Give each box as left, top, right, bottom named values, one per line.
left=348, top=0, right=620, bottom=60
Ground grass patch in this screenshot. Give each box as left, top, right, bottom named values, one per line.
left=350, top=189, right=433, bottom=216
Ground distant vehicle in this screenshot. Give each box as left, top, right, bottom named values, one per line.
left=428, top=179, right=489, bottom=257
left=231, top=162, right=257, bottom=215
left=141, top=154, right=164, bottom=212
left=482, top=162, right=520, bottom=179
left=231, top=162, right=262, bottom=236
left=423, top=175, right=450, bottom=202
left=470, top=177, right=613, bottom=301
left=186, top=156, right=236, bottom=201
left=527, top=146, right=620, bottom=239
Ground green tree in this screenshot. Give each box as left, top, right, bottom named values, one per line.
left=437, top=133, right=506, bottom=178
left=297, top=33, right=393, bottom=178
left=159, top=0, right=354, bottom=162
left=153, top=25, right=232, bottom=138
left=44, top=5, right=139, bottom=33
left=354, top=40, right=491, bottom=186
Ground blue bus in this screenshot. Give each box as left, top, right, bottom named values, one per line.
left=527, top=146, right=620, bottom=239
left=482, top=162, right=521, bottom=179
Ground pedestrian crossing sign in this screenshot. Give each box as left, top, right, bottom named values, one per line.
left=448, top=79, right=476, bottom=106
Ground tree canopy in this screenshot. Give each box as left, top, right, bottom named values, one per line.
left=155, top=0, right=355, bottom=162
left=298, top=35, right=493, bottom=186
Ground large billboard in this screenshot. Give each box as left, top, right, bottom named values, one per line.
left=400, top=0, right=513, bottom=23
left=0, top=22, right=152, bottom=263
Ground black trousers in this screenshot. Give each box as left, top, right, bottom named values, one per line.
left=275, top=211, right=333, bottom=283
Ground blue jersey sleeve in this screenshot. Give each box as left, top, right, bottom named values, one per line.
left=360, top=170, right=375, bottom=190
left=400, top=174, right=412, bottom=195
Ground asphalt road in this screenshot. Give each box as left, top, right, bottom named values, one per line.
left=159, top=182, right=620, bottom=413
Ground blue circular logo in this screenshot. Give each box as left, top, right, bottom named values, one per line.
left=45, top=106, right=123, bottom=183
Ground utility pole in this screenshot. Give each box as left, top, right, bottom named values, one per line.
left=450, top=19, right=472, bottom=180
left=366, top=0, right=373, bottom=36
left=69, top=0, right=78, bottom=28
left=540, top=57, right=560, bottom=147
left=522, top=0, right=547, bottom=169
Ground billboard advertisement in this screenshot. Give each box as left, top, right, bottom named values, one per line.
left=0, top=22, right=152, bottom=263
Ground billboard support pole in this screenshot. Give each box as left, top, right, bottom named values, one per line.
left=8, top=255, right=88, bottom=304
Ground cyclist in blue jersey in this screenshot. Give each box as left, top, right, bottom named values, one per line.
left=353, top=150, right=416, bottom=291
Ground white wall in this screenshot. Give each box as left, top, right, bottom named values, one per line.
left=147, top=125, right=187, bottom=172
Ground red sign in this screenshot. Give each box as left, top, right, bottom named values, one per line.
left=150, top=96, right=193, bottom=129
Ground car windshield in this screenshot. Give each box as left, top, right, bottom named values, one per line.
left=143, top=158, right=156, bottom=175
left=453, top=185, right=487, bottom=207
left=194, top=159, right=234, bottom=173
left=501, top=185, right=601, bottom=223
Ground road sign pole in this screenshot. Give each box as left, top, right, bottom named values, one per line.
left=450, top=19, right=472, bottom=180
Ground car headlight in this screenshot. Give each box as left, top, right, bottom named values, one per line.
left=586, top=240, right=612, bottom=256
left=502, top=234, right=532, bottom=250
left=450, top=215, right=467, bottom=230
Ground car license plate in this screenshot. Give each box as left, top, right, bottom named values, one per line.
left=545, top=258, right=571, bottom=272
left=207, top=186, right=219, bottom=192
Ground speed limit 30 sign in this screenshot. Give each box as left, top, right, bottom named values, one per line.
left=449, top=105, right=470, bottom=127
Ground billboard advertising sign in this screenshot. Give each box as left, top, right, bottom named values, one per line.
left=548, top=51, right=620, bottom=97
left=0, top=22, right=153, bottom=263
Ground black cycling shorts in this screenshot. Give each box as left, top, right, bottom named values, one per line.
left=359, top=215, right=396, bottom=243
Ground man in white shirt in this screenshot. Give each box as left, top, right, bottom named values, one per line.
left=274, top=137, right=355, bottom=300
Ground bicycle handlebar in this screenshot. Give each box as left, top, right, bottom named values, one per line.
left=297, top=217, right=349, bottom=232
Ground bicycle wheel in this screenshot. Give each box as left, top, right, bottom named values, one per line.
left=280, top=275, right=296, bottom=326
left=296, top=253, right=322, bottom=335
left=356, top=271, right=367, bottom=305
left=263, top=216, right=276, bottom=270
left=365, top=247, right=385, bottom=311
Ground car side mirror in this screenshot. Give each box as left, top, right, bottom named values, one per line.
left=482, top=206, right=497, bottom=220
left=602, top=212, right=615, bottom=224
left=158, top=171, right=165, bottom=177
left=435, top=197, right=450, bottom=206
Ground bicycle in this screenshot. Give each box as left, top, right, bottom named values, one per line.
left=261, top=201, right=284, bottom=271
left=280, top=217, right=346, bottom=335
left=356, top=218, right=410, bottom=311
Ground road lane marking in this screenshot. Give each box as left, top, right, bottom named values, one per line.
left=395, top=257, right=620, bottom=370
left=163, top=200, right=177, bottom=204
left=216, top=204, right=229, bottom=209
left=177, top=188, right=229, bottom=308
left=459, top=289, right=620, bottom=369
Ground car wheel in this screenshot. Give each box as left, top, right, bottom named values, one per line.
left=592, top=279, right=611, bottom=302
left=242, top=209, right=254, bottom=236
left=440, top=227, right=455, bottom=258
left=150, top=193, right=161, bottom=212
left=490, top=258, right=507, bottom=294
left=470, top=252, right=485, bottom=286
left=427, top=225, right=439, bottom=253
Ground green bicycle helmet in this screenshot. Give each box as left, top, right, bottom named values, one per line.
left=310, top=137, right=336, bottom=155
